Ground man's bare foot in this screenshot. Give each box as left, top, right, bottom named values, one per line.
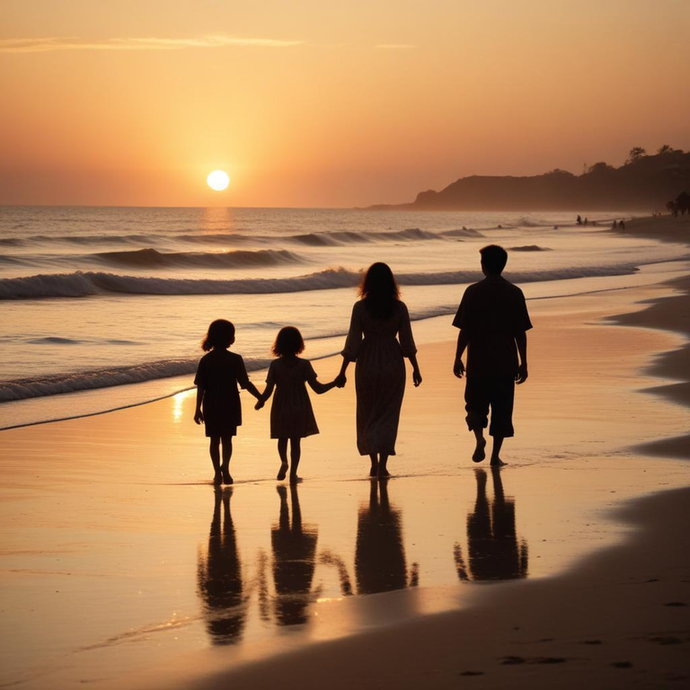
left=472, top=438, right=486, bottom=463
left=369, top=461, right=378, bottom=477
left=222, top=471, right=233, bottom=484
left=490, top=458, right=506, bottom=467
left=289, top=474, right=302, bottom=484
left=277, top=462, right=288, bottom=481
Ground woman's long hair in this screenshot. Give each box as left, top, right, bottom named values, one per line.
left=358, top=262, right=400, bottom=319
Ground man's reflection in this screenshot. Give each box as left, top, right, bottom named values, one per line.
left=197, top=487, right=245, bottom=644
left=455, top=468, right=528, bottom=581
left=356, top=478, right=419, bottom=594
left=271, top=484, right=319, bottom=626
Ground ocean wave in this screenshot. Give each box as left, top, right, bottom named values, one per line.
left=440, top=228, right=485, bottom=238
left=91, top=247, right=303, bottom=269
left=0, top=357, right=271, bottom=402
left=509, top=245, right=552, bottom=251
left=0, top=263, right=644, bottom=300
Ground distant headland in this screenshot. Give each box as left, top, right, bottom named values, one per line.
left=369, top=147, right=690, bottom=211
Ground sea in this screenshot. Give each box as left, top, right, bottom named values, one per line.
left=1, top=205, right=687, bottom=430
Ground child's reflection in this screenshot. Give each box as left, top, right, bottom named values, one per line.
left=197, top=488, right=245, bottom=644
left=271, top=484, right=319, bottom=626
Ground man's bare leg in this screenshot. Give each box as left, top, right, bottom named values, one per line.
left=472, top=428, right=486, bottom=462
left=490, top=435, right=506, bottom=466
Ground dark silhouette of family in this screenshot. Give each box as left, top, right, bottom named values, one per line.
left=194, top=244, right=531, bottom=482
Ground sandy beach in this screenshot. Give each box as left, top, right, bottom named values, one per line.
left=1, top=216, right=689, bottom=689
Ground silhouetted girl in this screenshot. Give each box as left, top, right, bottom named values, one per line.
left=337, top=262, right=422, bottom=477
left=256, top=326, right=340, bottom=482
left=194, top=319, right=261, bottom=484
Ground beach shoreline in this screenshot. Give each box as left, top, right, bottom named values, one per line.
left=1, top=215, right=688, bottom=689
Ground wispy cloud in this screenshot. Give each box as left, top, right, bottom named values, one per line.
left=375, top=44, right=417, bottom=50
left=0, top=35, right=304, bottom=54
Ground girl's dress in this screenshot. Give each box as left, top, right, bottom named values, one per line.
left=341, top=300, right=417, bottom=456
left=194, top=349, right=249, bottom=437
left=267, top=357, right=319, bottom=439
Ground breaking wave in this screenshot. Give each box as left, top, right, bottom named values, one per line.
left=90, top=247, right=303, bottom=269
left=0, top=263, right=644, bottom=300
left=0, top=357, right=271, bottom=402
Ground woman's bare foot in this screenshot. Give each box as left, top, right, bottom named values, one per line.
left=222, top=471, right=233, bottom=484
left=289, top=474, right=302, bottom=484
left=277, top=462, right=288, bottom=481
left=490, top=458, right=506, bottom=467
left=377, top=467, right=391, bottom=478
left=213, top=471, right=222, bottom=484
left=472, top=438, right=487, bottom=463
left=369, top=461, right=378, bottom=477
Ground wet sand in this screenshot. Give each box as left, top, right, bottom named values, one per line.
left=1, top=216, right=689, bottom=689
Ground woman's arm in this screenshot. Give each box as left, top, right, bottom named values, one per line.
left=399, top=302, right=422, bottom=386
left=338, top=303, right=362, bottom=386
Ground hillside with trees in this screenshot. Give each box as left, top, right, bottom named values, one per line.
left=372, top=147, right=690, bottom=211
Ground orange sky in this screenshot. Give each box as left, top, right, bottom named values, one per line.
left=1, top=0, right=689, bottom=208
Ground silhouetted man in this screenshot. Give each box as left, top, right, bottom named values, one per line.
left=452, top=245, right=532, bottom=465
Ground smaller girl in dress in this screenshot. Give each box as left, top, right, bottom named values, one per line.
left=255, top=326, right=340, bottom=482
left=194, top=319, right=262, bottom=484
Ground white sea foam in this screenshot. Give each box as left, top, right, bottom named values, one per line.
left=0, top=357, right=271, bottom=402
left=0, top=263, right=644, bottom=300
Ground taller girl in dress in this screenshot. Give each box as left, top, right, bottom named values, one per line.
left=337, top=263, right=422, bottom=477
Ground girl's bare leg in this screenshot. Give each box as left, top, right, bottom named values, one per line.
left=289, top=437, right=302, bottom=482
left=277, top=439, right=289, bottom=480
left=221, top=436, right=233, bottom=483
left=209, top=437, right=222, bottom=483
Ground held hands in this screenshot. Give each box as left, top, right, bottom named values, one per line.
left=412, top=368, right=422, bottom=387
left=255, top=398, right=265, bottom=410
left=453, top=358, right=465, bottom=379
left=194, top=409, right=204, bottom=424
left=516, top=363, right=529, bottom=385
left=335, top=374, right=347, bottom=388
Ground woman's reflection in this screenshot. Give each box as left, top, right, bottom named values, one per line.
left=271, top=484, right=319, bottom=626
left=455, top=468, right=528, bottom=581
left=355, top=478, right=418, bottom=594
left=197, top=487, right=246, bottom=644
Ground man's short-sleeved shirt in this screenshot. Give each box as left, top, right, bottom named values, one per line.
left=453, top=276, right=533, bottom=377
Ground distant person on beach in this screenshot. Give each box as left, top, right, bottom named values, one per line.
left=337, top=262, right=422, bottom=477
left=584, top=217, right=589, bottom=226
left=452, top=245, right=532, bottom=466
left=194, top=320, right=262, bottom=484
left=576, top=215, right=582, bottom=225
left=619, top=219, right=625, bottom=230
left=256, top=326, right=341, bottom=483
left=612, top=220, right=618, bottom=229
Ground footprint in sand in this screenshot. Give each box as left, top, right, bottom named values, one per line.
left=611, top=661, right=633, bottom=669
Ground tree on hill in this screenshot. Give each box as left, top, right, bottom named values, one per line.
left=657, top=144, right=673, bottom=155
left=627, top=146, right=647, bottom=163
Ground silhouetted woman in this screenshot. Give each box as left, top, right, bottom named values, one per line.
left=337, top=263, right=422, bottom=476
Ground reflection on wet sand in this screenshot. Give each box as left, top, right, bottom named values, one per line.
left=455, top=468, right=528, bottom=581
left=271, top=484, right=320, bottom=626
left=356, top=478, right=419, bottom=594
left=197, top=487, right=245, bottom=645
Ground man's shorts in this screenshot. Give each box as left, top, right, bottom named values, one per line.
left=464, top=376, right=515, bottom=438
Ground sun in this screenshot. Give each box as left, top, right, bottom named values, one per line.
left=207, top=170, right=230, bottom=191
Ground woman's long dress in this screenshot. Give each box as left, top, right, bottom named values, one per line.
left=342, top=300, right=417, bottom=456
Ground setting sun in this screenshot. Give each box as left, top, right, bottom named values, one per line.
left=206, top=170, right=230, bottom=191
